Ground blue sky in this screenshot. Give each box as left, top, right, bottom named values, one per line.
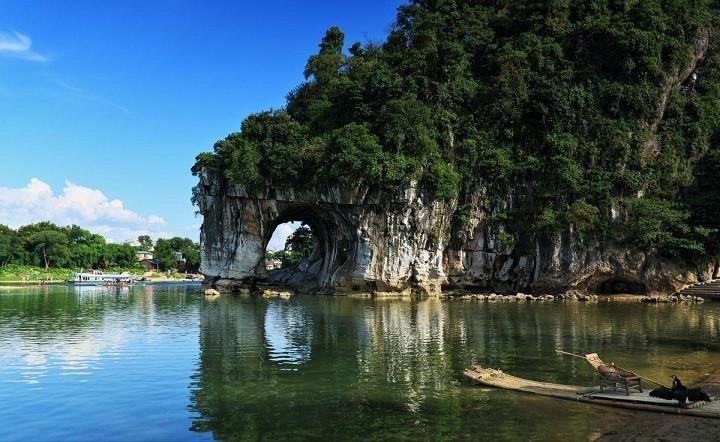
left=0, top=0, right=403, bottom=245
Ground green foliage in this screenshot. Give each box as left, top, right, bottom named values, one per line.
left=304, top=26, right=345, bottom=84
left=496, top=231, right=515, bottom=250
left=154, top=237, right=201, bottom=272
left=100, top=243, right=137, bottom=268
left=137, top=235, right=153, bottom=251
left=535, top=207, right=560, bottom=233
left=424, top=161, right=460, bottom=201
left=280, top=225, right=315, bottom=268
left=0, top=222, right=199, bottom=273
left=193, top=0, right=720, bottom=259
left=626, top=198, right=704, bottom=256
left=0, top=225, right=17, bottom=266
left=686, top=149, right=720, bottom=255
left=325, top=123, right=385, bottom=186
left=0, top=264, right=74, bottom=282
left=565, top=200, right=600, bottom=241
left=191, top=152, right=220, bottom=176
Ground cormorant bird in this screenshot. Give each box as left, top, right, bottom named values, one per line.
left=649, top=386, right=675, bottom=400
left=672, top=374, right=685, bottom=390
left=650, top=375, right=711, bottom=403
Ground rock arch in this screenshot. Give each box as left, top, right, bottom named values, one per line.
left=260, top=205, right=355, bottom=292
left=194, top=169, right=453, bottom=294
left=194, top=168, right=703, bottom=295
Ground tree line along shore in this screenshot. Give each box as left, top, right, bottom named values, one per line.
left=0, top=222, right=200, bottom=282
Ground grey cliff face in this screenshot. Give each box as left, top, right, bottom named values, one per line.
left=194, top=168, right=711, bottom=295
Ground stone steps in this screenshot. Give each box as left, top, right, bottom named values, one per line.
left=677, top=280, right=720, bottom=299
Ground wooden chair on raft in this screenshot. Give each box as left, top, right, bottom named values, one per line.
left=584, top=353, right=643, bottom=395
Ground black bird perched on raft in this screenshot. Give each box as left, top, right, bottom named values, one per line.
left=672, top=374, right=685, bottom=390
left=650, top=375, right=711, bottom=403
left=649, top=386, right=676, bottom=400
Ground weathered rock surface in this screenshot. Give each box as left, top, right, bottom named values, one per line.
left=194, top=169, right=714, bottom=295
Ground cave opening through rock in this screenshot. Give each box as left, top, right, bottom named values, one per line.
left=265, top=222, right=317, bottom=272
left=259, top=206, right=354, bottom=293
left=596, top=278, right=648, bottom=294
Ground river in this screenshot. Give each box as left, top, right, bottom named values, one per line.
left=1, top=284, right=718, bottom=441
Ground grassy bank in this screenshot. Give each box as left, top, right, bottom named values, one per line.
left=0, top=265, right=74, bottom=282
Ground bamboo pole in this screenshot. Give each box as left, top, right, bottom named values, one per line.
left=555, top=350, right=669, bottom=388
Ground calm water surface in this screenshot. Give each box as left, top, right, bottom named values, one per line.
left=1, top=284, right=719, bottom=441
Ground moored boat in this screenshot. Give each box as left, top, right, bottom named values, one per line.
left=464, top=366, right=720, bottom=419
left=69, top=270, right=133, bottom=286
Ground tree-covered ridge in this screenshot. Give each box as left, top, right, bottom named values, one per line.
left=194, top=0, right=720, bottom=258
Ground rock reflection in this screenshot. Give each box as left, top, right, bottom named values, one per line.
left=264, top=301, right=313, bottom=366
left=189, top=296, right=720, bottom=441
left=356, top=298, right=453, bottom=413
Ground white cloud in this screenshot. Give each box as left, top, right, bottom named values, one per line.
left=0, top=178, right=169, bottom=242
left=0, top=31, right=47, bottom=62
left=267, top=222, right=302, bottom=251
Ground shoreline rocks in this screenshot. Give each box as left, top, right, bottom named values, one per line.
left=441, top=291, right=711, bottom=304
left=640, top=294, right=704, bottom=303
left=441, top=291, right=601, bottom=302
left=204, top=282, right=711, bottom=304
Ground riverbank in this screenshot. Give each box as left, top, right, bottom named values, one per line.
left=0, top=265, right=202, bottom=285
left=204, top=283, right=715, bottom=303
left=0, top=276, right=202, bottom=285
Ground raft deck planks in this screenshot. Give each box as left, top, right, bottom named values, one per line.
left=464, top=366, right=720, bottom=419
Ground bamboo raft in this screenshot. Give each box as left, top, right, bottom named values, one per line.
left=464, top=366, right=720, bottom=419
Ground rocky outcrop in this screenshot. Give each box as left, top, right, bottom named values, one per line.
left=194, top=168, right=452, bottom=294
left=194, top=169, right=714, bottom=295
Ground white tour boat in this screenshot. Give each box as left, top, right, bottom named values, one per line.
left=69, top=270, right=133, bottom=286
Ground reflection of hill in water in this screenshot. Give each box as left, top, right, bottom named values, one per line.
left=189, top=297, right=720, bottom=441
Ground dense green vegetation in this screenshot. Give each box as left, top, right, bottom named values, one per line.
left=0, top=222, right=200, bottom=278
left=154, top=237, right=201, bottom=272
left=265, top=225, right=315, bottom=268
left=194, top=0, right=720, bottom=259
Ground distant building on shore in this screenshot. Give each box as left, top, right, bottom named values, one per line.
left=265, top=258, right=282, bottom=270
left=136, top=251, right=159, bottom=270
left=136, top=251, right=153, bottom=261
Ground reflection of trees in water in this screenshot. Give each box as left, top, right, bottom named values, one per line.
left=189, top=296, right=270, bottom=438
left=190, top=296, right=378, bottom=439
left=189, top=297, right=720, bottom=440
left=356, top=298, right=454, bottom=413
